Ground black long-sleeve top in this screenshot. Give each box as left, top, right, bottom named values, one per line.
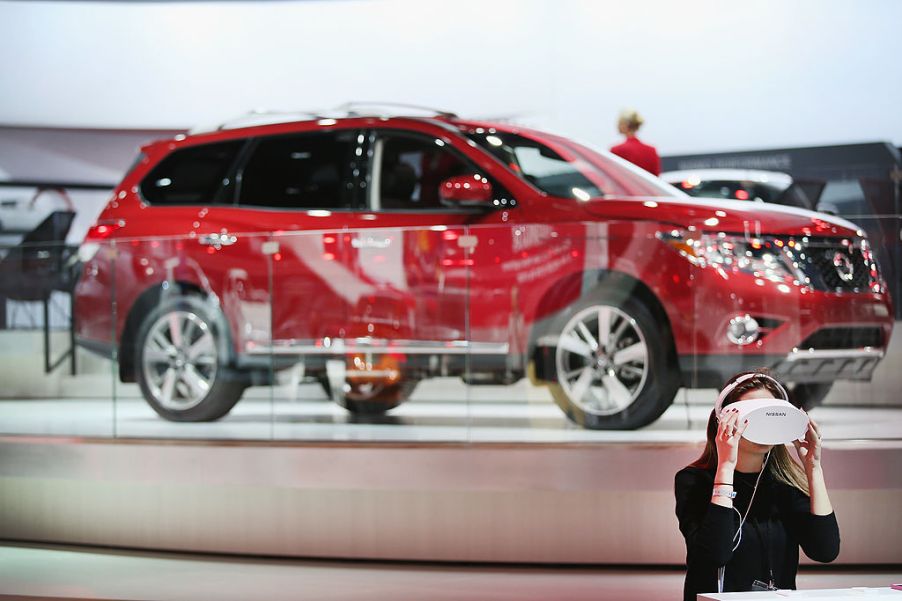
left=675, top=466, right=839, bottom=601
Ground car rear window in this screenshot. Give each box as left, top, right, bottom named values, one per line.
left=140, top=140, right=243, bottom=205
left=238, top=130, right=356, bottom=210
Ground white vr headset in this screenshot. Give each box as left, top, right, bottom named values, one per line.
left=715, top=374, right=809, bottom=445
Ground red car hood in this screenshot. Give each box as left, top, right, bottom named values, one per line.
left=581, top=196, right=863, bottom=238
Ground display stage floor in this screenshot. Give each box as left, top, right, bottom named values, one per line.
left=2, top=378, right=899, bottom=566
left=1, top=381, right=901, bottom=442
left=0, top=543, right=899, bottom=601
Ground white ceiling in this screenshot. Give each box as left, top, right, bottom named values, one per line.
left=1, top=0, right=901, bottom=155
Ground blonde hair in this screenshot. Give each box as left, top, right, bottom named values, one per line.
left=618, top=108, right=645, bottom=132
left=770, top=445, right=810, bottom=495
left=689, top=369, right=810, bottom=495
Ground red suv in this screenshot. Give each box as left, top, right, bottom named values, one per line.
left=74, top=107, right=894, bottom=429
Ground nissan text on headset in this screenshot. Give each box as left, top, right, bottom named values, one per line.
left=715, top=373, right=809, bottom=446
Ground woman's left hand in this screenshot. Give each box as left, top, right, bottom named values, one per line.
left=793, top=415, right=823, bottom=474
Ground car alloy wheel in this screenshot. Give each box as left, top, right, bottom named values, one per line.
left=142, top=310, right=218, bottom=411
left=554, top=305, right=649, bottom=416
left=135, top=295, right=246, bottom=422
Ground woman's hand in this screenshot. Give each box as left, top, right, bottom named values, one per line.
left=711, top=408, right=746, bottom=507
left=793, top=415, right=823, bottom=475
left=795, top=416, right=832, bottom=515
left=715, top=407, right=748, bottom=467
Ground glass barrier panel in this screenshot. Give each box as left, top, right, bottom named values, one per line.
left=0, top=235, right=115, bottom=436
left=269, top=226, right=470, bottom=442
left=7, top=214, right=891, bottom=444
left=818, top=215, right=900, bottom=415
left=463, top=222, right=694, bottom=442
left=109, top=233, right=274, bottom=440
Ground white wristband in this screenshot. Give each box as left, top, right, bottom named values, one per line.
left=712, top=487, right=737, bottom=499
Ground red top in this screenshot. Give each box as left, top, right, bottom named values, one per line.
left=610, top=136, right=661, bottom=176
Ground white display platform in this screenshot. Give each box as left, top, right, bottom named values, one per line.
left=699, top=586, right=901, bottom=599
left=1, top=435, right=900, bottom=565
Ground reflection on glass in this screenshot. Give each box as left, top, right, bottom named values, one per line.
left=4, top=116, right=898, bottom=446
left=0, top=230, right=115, bottom=436
left=0, top=216, right=897, bottom=443
left=77, top=234, right=275, bottom=440
left=268, top=227, right=469, bottom=442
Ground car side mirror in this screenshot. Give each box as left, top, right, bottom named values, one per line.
left=439, top=174, right=494, bottom=207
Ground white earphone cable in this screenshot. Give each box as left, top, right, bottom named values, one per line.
left=718, top=449, right=771, bottom=592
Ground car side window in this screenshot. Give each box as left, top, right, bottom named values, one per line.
left=140, top=140, right=243, bottom=205
left=373, top=132, right=481, bottom=210
left=239, top=130, right=356, bottom=210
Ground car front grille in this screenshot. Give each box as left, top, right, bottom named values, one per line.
left=798, top=327, right=884, bottom=350
left=807, top=244, right=871, bottom=291
left=790, top=237, right=878, bottom=293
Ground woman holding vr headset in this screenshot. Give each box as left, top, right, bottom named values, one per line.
left=675, top=369, right=840, bottom=600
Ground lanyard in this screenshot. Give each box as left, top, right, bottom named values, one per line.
left=716, top=455, right=772, bottom=594
left=750, top=518, right=775, bottom=589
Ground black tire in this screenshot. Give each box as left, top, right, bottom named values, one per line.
left=134, top=295, right=245, bottom=422
left=789, top=382, right=834, bottom=411
left=320, top=377, right=418, bottom=416
left=541, top=292, right=680, bottom=430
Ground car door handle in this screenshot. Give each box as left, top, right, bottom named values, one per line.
left=199, top=233, right=237, bottom=249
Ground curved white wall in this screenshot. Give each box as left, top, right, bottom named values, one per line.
left=1, top=0, right=900, bottom=154
left=2, top=437, right=901, bottom=564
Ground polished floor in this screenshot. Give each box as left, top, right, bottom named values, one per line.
left=2, top=383, right=902, bottom=443
left=2, top=322, right=901, bottom=442
left=0, top=543, right=899, bottom=601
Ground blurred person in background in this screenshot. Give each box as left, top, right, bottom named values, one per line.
left=610, top=108, right=661, bottom=176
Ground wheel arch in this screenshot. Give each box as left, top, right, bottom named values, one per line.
left=595, top=270, right=675, bottom=355
left=529, top=269, right=678, bottom=379
left=118, top=281, right=207, bottom=382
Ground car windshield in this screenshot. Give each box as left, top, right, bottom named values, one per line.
left=465, top=128, right=682, bottom=199
left=676, top=179, right=784, bottom=202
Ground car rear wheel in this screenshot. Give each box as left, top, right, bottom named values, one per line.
left=135, top=296, right=245, bottom=422
left=320, top=376, right=418, bottom=416
left=545, top=293, right=680, bottom=430
left=318, top=351, right=418, bottom=416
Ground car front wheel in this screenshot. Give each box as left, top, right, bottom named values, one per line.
left=546, top=294, right=679, bottom=430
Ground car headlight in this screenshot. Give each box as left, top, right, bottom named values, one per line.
left=858, top=236, right=884, bottom=293
left=658, top=230, right=806, bottom=285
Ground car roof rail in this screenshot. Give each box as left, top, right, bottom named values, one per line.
left=187, top=103, right=459, bottom=136
left=335, top=101, right=458, bottom=120
left=189, top=109, right=331, bottom=134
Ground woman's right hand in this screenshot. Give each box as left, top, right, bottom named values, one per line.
left=715, top=407, right=748, bottom=467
